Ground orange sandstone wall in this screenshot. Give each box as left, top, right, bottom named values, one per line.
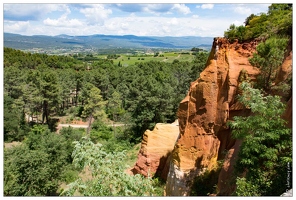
left=131, top=37, right=292, bottom=196
left=165, top=38, right=260, bottom=196
left=131, top=121, right=180, bottom=180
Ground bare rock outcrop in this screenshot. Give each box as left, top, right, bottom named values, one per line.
left=132, top=36, right=292, bottom=196
left=131, top=120, right=179, bottom=180
left=165, top=37, right=292, bottom=196
left=216, top=139, right=242, bottom=195
left=165, top=38, right=260, bottom=196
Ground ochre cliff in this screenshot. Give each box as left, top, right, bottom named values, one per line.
left=164, top=37, right=292, bottom=196
left=131, top=37, right=292, bottom=196
left=131, top=120, right=179, bottom=180
left=165, top=38, right=261, bottom=196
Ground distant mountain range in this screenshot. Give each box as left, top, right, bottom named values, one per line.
left=4, top=33, right=213, bottom=53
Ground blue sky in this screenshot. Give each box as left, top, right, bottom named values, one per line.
left=3, top=1, right=274, bottom=37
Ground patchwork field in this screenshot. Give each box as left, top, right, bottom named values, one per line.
left=96, top=51, right=196, bottom=67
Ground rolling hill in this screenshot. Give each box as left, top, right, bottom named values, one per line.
left=4, top=32, right=213, bottom=53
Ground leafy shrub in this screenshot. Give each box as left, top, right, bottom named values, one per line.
left=4, top=145, right=59, bottom=196
left=89, top=120, right=113, bottom=143
left=59, top=126, right=84, bottom=163
left=224, top=4, right=292, bottom=42
left=102, top=138, right=131, bottom=153
left=234, top=177, right=260, bottom=196
left=60, top=165, right=80, bottom=184
left=229, top=82, right=292, bottom=196
left=249, top=36, right=288, bottom=90
left=61, top=138, right=159, bottom=196
left=4, top=125, right=70, bottom=196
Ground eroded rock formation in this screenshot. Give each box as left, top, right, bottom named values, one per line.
left=164, top=37, right=292, bottom=196
left=132, top=37, right=292, bottom=196
left=131, top=120, right=179, bottom=180
left=165, top=38, right=261, bottom=196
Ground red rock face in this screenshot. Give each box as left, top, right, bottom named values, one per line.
left=131, top=37, right=292, bottom=196
left=217, top=139, right=242, bottom=195
left=131, top=121, right=180, bottom=180
left=165, top=37, right=292, bottom=196
left=165, top=38, right=260, bottom=196
left=275, top=39, right=292, bottom=85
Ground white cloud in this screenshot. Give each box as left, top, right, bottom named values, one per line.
left=201, top=4, right=214, bottom=9
left=233, top=6, right=252, bottom=15
left=4, top=14, right=231, bottom=37
left=79, top=4, right=112, bottom=25
left=112, top=4, right=189, bottom=15
left=172, top=4, right=191, bottom=15
left=232, top=20, right=243, bottom=26
left=231, top=4, right=269, bottom=16
left=104, top=21, right=116, bottom=31
left=43, top=5, right=84, bottom=28
left=95, top=16, right=228, bottom=37
left=4, top=3, right=271, bottom=37
left=4, top=21, right=30, bottom=33
left=43, top=16, right=84, bottom=27
left=120, top=22, right=129, bottom=30
left=145, top=4, right=173, bottom=14
left=162, top=26, right=171, bottom=34
left=167, top=18, right=179, bottom=25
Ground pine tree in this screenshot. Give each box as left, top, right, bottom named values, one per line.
left=82, top=87, right=107, bottom=135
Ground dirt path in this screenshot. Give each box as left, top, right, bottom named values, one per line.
left=56, top=123, right=127, bottom=133
left=58, top=124, right=89, bottom=128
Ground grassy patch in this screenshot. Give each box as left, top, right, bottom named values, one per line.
left=95, top=51, right=195, bottom=67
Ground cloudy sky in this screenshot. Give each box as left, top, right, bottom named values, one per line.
left=3, top=1, right=272, bottom=37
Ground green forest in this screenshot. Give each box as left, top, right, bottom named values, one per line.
left=3, top=39, right=208, bottom=195
left=3, top=3, right=292, bottom=196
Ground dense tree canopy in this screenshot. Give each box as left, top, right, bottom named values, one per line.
left=4, top=47, right=207, bottom=143
left=229, top=82, right=292, bottom=196
left=4, top=44, right=207, bottom=196
left=4, top=125, right=70, bottom=196
left=224, top=3, right=292, bottom=42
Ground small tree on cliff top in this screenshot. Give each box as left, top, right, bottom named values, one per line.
left=249, top=36, right=288, bottom=91
left=228, top=82, right=292, bottom=196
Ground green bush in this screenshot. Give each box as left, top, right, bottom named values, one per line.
left=61, top=138, right=159, bottom=196
left=224, top=4, right=292, bottom=42
left=190, top=163, right=222, bottom=196
left=89, top=120, right=113, bottom=143
left=4, top=125, right=70, bottom=196
left=234, top=177, right=260, bottom=196
left=59, top=126, right=84, bottom=163
left=229, top=82, right=292, bottom=196
left=102, top=138, right=131, bottom=153
left=249, top=36, right=288, bottom=90
left=60, top=166, right=80, bottom=184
